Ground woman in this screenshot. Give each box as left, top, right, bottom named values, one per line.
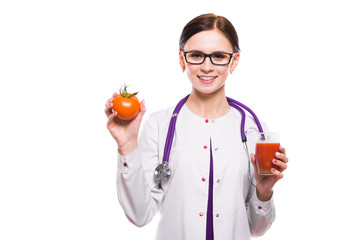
left=105, top=13, right=288, bottom=240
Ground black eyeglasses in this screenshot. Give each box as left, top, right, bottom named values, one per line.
left=182, top=50, right=234, bottom=65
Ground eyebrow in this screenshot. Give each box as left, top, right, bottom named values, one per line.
left=184, top=49, right=231, bottom=54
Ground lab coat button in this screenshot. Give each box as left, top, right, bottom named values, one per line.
left=202, top=177, right=206, bottom=182
left=199, top=212, right=204, bottom=217
left=214, top=147, right=218, bottom=151
left=258, top=206, right=262, bottom=209
left=216, top=179, right=220, bottom=183
left=216, top=213, right=219, bottom=218
left=123, top=162, right=127, bottom=167
left=203, top=146, right=207, bottom=149
left=205, top=119, right=209, bottom=123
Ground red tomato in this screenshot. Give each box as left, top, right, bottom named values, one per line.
left=112, top=94, right=140, bottom=120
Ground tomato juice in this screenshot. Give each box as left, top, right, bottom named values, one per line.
left=255, top=142, right=280, bottom=175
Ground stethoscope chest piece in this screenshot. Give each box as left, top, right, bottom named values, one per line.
left=154, top=163, right=171, bottom=182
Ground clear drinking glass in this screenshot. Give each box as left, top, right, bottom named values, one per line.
left=255, top=132, right=280, bottom=175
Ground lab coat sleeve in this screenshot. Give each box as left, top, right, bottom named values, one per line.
left=245, top=122, right=276, bottom=237
left=116, top=113, right=163, bottom=227
left=246, top=185, right=276, bottom=237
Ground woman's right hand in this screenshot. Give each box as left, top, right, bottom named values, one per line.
left=105, top=93, right=146, bottom=156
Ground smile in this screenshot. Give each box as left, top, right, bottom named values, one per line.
left=198, top=76, right=217, bottom=81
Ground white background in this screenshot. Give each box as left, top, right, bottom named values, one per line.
left=1, top=0, right=359, bottom=239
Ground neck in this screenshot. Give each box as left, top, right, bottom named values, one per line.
left=185, top=86, right=230, bottom=119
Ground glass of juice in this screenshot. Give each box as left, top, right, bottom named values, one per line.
left=255, top=132, right=280, bottom=175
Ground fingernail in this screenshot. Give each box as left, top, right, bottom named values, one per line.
left=273, top=159, right=277, bottom=164
left=271, top=168, right=276, bottom=173
left=276, top=152, right=281, bottom=157
left=114, top=111, right=117, bottom=115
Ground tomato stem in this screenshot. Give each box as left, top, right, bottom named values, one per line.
left=120, top=84, right=138, bottom=98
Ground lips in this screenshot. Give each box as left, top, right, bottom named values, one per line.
left=198, top=75, right=217, bottom=84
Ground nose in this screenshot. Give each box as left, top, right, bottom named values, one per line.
left=200, top=56, right=214, bottom=72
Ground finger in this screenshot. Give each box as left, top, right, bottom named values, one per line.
left=273, top=158, right=287, bottom=172
left=107, top=111, right=117, bottom=128
left=275, top=152, right=288, bottom=164
left=104, top=107, right=113, bottom=118
left=250, top=153, right=262, bottom=180
left=104, top=99, right=114, bottom=117
left=135, top=99, right=146, bottom=121
left=250, top=153, right=256, bottom=165
left=104, top=98, right=114, bottom=108
left=271, top=167, right=284, bottom=180
left=279, top=145, right=286, bottom=155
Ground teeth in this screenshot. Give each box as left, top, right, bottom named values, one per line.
left=199, top=76, right=215, bottom=81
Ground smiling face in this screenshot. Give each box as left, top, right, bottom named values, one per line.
left=179, top=28, right=239, bottom=96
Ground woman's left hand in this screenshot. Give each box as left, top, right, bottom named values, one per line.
left=250, top=146, right=288, bottom=202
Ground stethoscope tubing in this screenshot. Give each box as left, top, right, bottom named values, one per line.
left=155, top=95, right=264, bottom=184
left=162, top=95, right=189, bottom=167
left=162, top=95, right=264, bottom=165
left=226, top=97, right=264, bottom=137
left=228, top=101, right=247, bottom=141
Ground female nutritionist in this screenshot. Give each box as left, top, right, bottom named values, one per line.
left=104, top=13, right=288, bottom=240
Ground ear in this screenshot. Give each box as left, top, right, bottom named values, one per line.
left=179, top=50, right=186, bottom=72
left=230, top=52, right=240, bottom=74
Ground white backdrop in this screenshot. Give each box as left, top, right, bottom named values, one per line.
left=1, top=0, right=359, bottom=239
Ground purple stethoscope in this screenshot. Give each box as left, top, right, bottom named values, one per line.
left=154, top=94, right=264, bottom=185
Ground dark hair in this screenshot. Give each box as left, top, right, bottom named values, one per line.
left=179, top=13, right=240, bottom=52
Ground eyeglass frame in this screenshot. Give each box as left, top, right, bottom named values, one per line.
left=181, top=50, right=235, bottom=66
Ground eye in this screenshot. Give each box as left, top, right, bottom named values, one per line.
left=213, top=53, right=226, bottom=60
left=189, top=52, right=203, bottom=59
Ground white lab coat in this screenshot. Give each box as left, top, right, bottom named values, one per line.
left=116, top=103, right=275, bottom=240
